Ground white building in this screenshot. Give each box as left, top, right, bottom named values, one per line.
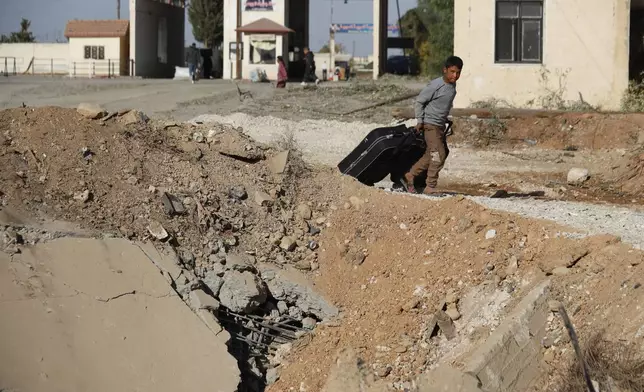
left=222, top=0, right=297, bottom=80
left=222, top=0, right=391, bottom=81
left=454, top=0, right=644, bottom=110
left=64, top=20, right=130, bottom=76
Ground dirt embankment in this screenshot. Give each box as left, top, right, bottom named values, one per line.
left=269, top=178, right=644, bottom=392
left=2, top=106, right=644, bottom=392
left=0, top=106, right=310, bottom=264
left=449, top=112, right=644, bottom=150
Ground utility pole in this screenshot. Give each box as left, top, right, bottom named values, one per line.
left=236, top=0, right=242, bottom=79
left=117, top=0, right=121, bottom=19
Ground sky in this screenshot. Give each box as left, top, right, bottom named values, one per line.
left=0, top=0, right=415, bottom=56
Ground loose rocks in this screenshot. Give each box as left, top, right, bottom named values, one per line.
left=77, top=103, right=107, bottom=119
left=73, top=189, right=91, bottom=203
left=161, top=192, right=187, bottom=216
left=218, top=270, right=268, bottom=313
left=189, top=289, right=220, bottom=311
left=255, top=191, right=273, bottom=206
left=567, top=168, right=590, bottom=184
left=348, top=196, right=365, bottom=210
left=260, top=264, right=339, bottom=320
left=121, top=110, right=149, bottom=125
left=147, top=220, right=169, bottom=240
left=296, top=203, right=313, bottom=220
left=229, top=186, right=248, bottom=200
left=203, top=267, right=225, bottom=297
left=280, top=236, right=297, bottom=251
left=267, top=150, right=289, bottom=174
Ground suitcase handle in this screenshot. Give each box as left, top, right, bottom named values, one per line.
left=391, top=128, right=422, bottom=155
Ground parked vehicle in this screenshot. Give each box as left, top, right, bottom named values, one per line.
left=386, top=55, right=420, bottom=75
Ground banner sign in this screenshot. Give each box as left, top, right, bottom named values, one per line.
left=330, top=23, right=400, bottom=34
left=245, top=0, right=274, bottom=11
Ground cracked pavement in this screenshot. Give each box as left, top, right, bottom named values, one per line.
left=0, top=235, right=240, bottom=392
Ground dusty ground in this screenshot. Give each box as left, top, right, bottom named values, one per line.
left=268, top=177, right=644, bottom=392
left=2, top=78, right=644, bottom=391
left=0, top=76, right=424, bottom=123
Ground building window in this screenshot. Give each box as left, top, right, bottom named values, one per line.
left=495, top=0, right=543, bottom=63
left=83, top=45, right=106, bottom=60
left=249, top=35, right=277, bottom=65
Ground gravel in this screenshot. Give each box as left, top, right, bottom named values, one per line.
left=469, top=196, right=644, bottom=249
left=193, top=113, right=644, bottom=250
left=191, top=112, right=413, bottom=166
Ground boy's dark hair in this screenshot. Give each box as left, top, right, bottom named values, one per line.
left=444, top=56, right=464, bottom=70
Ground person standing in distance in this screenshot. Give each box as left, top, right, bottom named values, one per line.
left=400, top=56, right=463, bottom=194
left=186, top=43, right=201, bottom=84
left=301, top=47, right=320, bottom=86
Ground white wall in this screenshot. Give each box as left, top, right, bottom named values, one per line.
left=68, top=37, right=122, bottom=76
left=223, top=0, right=288, bottom=80
left=0, top=43, right=68, bottom=74
left=312, top=52, right=352, bottom=80
left=454, top=0, right=630, bottom=110
left=0, top=41, right=128, bottom=76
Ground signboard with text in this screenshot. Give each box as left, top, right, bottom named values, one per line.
left=245, top=0, right=274, bottom=11
left=330, top=23, right=400, bottom=35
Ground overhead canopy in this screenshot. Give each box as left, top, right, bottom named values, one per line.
left=236, top=18, right=294, bottom=34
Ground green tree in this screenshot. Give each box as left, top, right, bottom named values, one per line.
left=416, top=0, right=454, bottom=76
left=0, top=18, right=36, bottom=43
left=399, top=0, right=453, bottom=76
left=188, top=0, right=224, bottom=48
left=318, top=42, right=346, bottom=54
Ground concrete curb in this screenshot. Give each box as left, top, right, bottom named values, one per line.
left=463, top=280, right=551, bottom=391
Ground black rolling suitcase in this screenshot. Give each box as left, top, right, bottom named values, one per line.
left=337, top=124, right=426, bottom=186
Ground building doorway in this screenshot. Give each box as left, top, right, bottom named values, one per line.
left=287, top=0, right=309, bottom=79
left=630, top=1, right=644, bottom=81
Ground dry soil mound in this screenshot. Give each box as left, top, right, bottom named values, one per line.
left=269, top=180, right=644, bottom=391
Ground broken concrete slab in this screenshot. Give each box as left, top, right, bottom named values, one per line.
left=416, top=365, right=483, bottom=392
left=77, top=103, right=107, bottom=119
left=435, top=310, right=457, bottom=340
left=210, top=131, right=265, bottom=162
left=190, top=289, right=221, bottom=311
left=120, top=109, right=149, bottom=125
left=259, top=264, right=339, bottom=320
left=463, top=280, right=551, bottom=392
left=195, top=308, right=229, bottom=341
left=267, top=150, right=289, bottom=174
left=160, top=192, right=187, bottom=216
left=147, top=220, right=169, bottom=240
left=203, top=265, right=225, bottom=297
left=0, top=237, right=240, bottom=392
left=218, top=270, right=268, bottom=313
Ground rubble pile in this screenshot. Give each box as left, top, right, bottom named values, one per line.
left=0, top=106, right=339, bottom=389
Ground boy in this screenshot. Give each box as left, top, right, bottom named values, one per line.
left=401, top=56, right=463, bottom=194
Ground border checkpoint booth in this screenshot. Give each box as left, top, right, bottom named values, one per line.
left=234, top=18, right=294, bottom=81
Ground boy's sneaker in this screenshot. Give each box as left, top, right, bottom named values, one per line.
left=315, top=79, right=320, bottom=86
left=399, top=173, right=416, bottom=193
left=422, top=186, right=439, bottom=195
left=301, top=82, right=306, bottom=86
